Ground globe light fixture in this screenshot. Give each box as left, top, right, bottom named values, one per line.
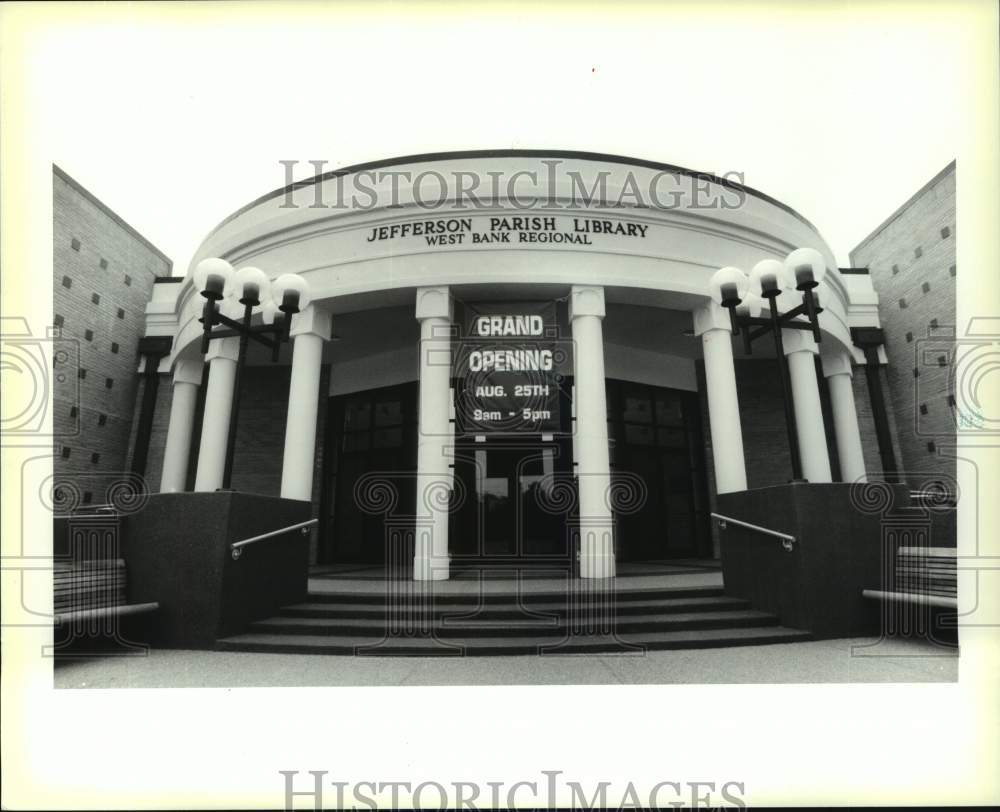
left=232, top=266, right=271, bottom=307
left=193, top=257, right=234, bottom=300
left=748, top=259, right=789, bottom=299
left=785, top=246, right=827, bottom=290
left=260, top=299, right=280, bottom=325
left=709, top=266, right=749, bottom=308
left=193, top=258, right=311, bottom=487
left=271, top=273, right=312, bottom=314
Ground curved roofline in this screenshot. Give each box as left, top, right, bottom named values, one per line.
left=204, top=149, right=818, bottom=246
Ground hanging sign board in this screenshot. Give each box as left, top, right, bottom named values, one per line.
left=453, top=301, right=569, bottom=434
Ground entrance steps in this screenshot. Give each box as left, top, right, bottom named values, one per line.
left=216, top=584, right=811, bottom=656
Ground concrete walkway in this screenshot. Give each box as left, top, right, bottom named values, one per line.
left=307, top=560, right=725, bottom=595
left=54, top=636, right=957, bottom=688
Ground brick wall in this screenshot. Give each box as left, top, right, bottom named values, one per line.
left=850, top=161, right=956, bottom=485
left=52, top=167, right=172, bottom=506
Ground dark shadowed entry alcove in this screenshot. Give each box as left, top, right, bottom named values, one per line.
left=606, top=380, right=712, bottom=560
left=318, top=382, right=418, bottom=564
left=319, top=378, right=710, bottom=567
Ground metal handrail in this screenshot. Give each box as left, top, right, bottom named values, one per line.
left=710, top=512, right=796, bottom=552
left=909, top=489, right=958, bottom=503
left=230, top=518, right=317, bottom=560
left=53, top=504, right=119, bottom=519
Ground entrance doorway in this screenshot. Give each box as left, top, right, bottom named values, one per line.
left=450, top=437, right=574, bottom=562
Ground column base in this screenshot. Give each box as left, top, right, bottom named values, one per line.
left=412, top=554, right=451, bottom=581
left=579, top=550, right=616, bottom=579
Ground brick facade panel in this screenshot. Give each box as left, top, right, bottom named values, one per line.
left=850, top=163, right=956, bottom=483
left=53, top=168, right=171, bottom=503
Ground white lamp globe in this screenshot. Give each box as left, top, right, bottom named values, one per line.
left=734, top=291, right=763, bottom=319
left=232, top=266, right=270, bottom=306
left=749, top=259, right=788, bottom=298
left=193, top=258, right=234, bottom=300
left=709, top=266, right=748, bottom=307
left=784, top=247, right=827, bottom=289
left=271, top=273, right=311, bottom=313
left=260, top=300, right=280, bottom=325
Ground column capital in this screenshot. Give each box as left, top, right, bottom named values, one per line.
left=173, top=359, right=204, bottom=386
left=415, top=286, right=453, bottom=321
left=692, top=300, right=732, bottom=335
left=782, top=329, right=819, bottom=356
left=820, top=345, right=854, bottom=378
left=205, top=335, right=239, bottom=363
left=568, top=285, right=605, bottom=320
left=290, top=304, right=333, bottom=341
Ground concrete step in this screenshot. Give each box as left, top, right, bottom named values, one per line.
left=251, top=608, right=777, bottom=638
left=216, top=625, right=813, bottom=656
left=302, top=584, right=726, bottom=606
left=280, top=595, right=750, bottom=620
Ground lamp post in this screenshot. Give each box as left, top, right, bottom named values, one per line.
left=193, top=258, right=312, bottom=490
left=709, top=247, right=828, bottom=483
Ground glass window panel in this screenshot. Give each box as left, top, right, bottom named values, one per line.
left=343, top=432, right=370, bottom=452
left=625, top=424, right=655, bottom=445
left=519, top=473, right=543, bottom=495
left=655, top=395, right=684, bottom=426
left=374, top=398, right=403, bottom=426
left=517, top=455, right=544, bottom=475
left=344, top=400, right=371, bottom=431
left=482, top=477, right=509, bottom=505
left=373, top=427, right=403, bottom=448
left=657, top=428, right=687, bottom=448
left=622, top=395, right=652, bottom=423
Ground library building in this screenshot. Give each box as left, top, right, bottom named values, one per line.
left=53, top=152, right=958, bottom=655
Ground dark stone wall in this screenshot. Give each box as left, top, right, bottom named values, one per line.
left=717, top=482, right=914, bottom=638
left=122, top=492, right=310, bottom=648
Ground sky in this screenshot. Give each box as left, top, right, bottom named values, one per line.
left=14, top=2, right=982, bottom=273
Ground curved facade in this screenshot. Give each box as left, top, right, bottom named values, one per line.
left=142, top=151, right=886, bottom=580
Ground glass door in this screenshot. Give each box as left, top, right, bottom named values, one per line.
left=451, top=438, right=572, bottom=561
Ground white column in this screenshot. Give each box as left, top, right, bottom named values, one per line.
left=784, top=331, right=832, bottom=483
left=159, top=360, right=204, bottom=493
left=822, top=346, right=867, bottom=483
left=693, top=302, right=748, bottom=494
left=193, top=336, right=239, bottom=491
left=570, top=285, right=615, bottom=579
left=280, top=306, right=332, bottom=501
left=414, top=286, right=453, bottom=581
